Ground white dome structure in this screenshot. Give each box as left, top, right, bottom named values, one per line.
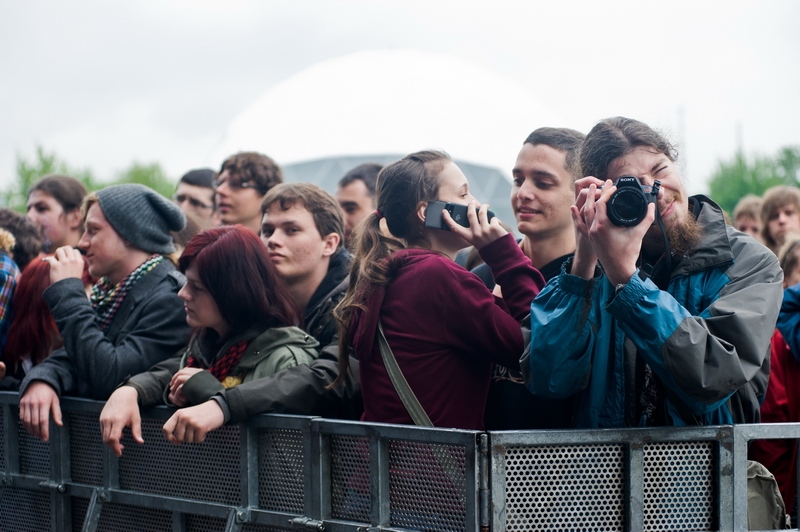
left=211, top=49, right=570, bottom=230
left=213, top=49, right=567, bottom=172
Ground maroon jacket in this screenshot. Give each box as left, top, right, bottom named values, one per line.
left=750, top=329, right=800, bottom=514
left=351, top=234, right=544, bottom=430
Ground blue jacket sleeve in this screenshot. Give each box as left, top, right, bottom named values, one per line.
left=525, top=271, right=598, bottom=398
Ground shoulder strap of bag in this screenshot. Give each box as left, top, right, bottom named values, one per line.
left=377, top=320, right=433, bottom=427
left=377, top=320, right=466, bottom=491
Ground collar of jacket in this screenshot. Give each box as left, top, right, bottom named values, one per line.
left=669, top=195, right=734, bottom=277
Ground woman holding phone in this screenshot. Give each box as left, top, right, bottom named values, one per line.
left=332, top=150, right=544, bottom=430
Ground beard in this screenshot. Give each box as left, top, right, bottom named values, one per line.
left=642, top=211, right=703, bottom=260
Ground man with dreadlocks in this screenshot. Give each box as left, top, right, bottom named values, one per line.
left=19, top=184, right=190, bottom=441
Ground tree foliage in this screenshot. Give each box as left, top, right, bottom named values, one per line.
left=708, top=146, right=800, bottom=215
left=4, top=146, right=97, bottom=212
left=113, top=162, right=174, bottom=199
left=3, top=146, right=174, bottom=213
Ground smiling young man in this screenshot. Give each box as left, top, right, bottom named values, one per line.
left=18, top=184, right=190, bottom=441
left=214, top=151, right=283, bottom=234
left=524, top=116, right=783, bottom=428
left=472, top=127, right=584, bottom=430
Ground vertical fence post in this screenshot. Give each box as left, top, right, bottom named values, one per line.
left=626, top=441, right=644, bottom=532
left=717, top=427, right=735, bottom=531
left=309, top=418, right=327, bottom=523
left=49, top=412, right=71, bottom=531
left=369, top=430, right=390, bottom=527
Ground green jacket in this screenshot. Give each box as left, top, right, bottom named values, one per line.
left=126, top=326, right=319, bottom=408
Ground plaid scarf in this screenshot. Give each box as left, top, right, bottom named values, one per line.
left=91, top=255, right=164, bottom=331
left=186, top=340, right=249, bottom=382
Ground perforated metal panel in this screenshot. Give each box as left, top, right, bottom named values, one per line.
left=118, top=417, right=241, bottom=504
left=257, top=428, right=304, bottom=513
left=186, top=513, right=227, bottom=531
left=78, top=498, right=173, bottom=531
left=643, top=441, right=714, bottom=531
left=72, top=495, right=90, bottom=530
left=16, top=407, right=50, bottom=477
left=330, top=434, right=371, bottom=522
left=0, top=487, right=51, bottom=531
left=69, top=410, right=103, bottom=485
left=388, top=439, right=467, bottom=532
left=503, top=444, right=625, bottom=531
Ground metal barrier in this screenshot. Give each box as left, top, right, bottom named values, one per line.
left=1, top=391, right=799, bottom=531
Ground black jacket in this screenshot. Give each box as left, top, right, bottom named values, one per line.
left=19, top=260, right=190, bottom=400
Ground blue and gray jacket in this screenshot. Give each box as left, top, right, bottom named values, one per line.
left=522, top=195, right=782, bottom=428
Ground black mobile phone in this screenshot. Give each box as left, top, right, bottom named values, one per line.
left=424, top=201, right=496, bottom=230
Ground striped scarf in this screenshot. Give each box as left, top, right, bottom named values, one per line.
left=186, top=340, right=249, bottom=383
left=91, top=255, right=164, bottom=331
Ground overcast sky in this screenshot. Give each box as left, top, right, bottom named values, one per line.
left=1, top=0, right=798, bottom=196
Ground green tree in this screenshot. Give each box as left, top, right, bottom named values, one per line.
left=111, top=162, right=174, bottom=199
left=3, top=147, right=176, bottom=213
left=708, top=146, right=800, bottom=214
left=4, top=146, right=96, bottom=212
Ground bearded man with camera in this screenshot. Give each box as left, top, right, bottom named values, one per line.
left=522, top=116, right=782, bottom=428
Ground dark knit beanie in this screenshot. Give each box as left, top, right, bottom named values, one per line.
left=96, top=184, right=186, bottom=254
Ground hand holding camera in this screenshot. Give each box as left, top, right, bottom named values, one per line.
left=572, top=176, right=658, bottom=285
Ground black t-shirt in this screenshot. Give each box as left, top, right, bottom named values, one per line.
left=472, top=250, right=576, bottom=430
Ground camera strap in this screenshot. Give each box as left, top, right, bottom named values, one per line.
left=638, top=206, right=672, bottom=284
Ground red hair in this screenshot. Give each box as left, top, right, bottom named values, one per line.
left=4, top=255, right=93, bottom=373
left=178, top=225, right=300, bottom=335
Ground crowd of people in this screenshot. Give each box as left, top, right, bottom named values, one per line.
left=1, top=116, right=799, bottom=516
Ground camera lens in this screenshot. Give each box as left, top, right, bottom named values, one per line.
left=608, top=188, right=648, bottom=227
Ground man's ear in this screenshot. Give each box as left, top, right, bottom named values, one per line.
left=417, top=201, right=429, bottom=224
left=66, top=209, right=83, bottom=231
left=321, top=233, right=340, bottom=257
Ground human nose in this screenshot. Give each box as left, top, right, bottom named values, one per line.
left=516, top=179, right=536, bottom=200
left=77, top=232, right=90, bottom=251
left=215, top=179, right=230, bottom=195
left=177, top=284, right=190, bottom=301
left=266, top=232, right=281, bottom=248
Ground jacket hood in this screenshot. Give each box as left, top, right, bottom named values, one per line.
left=671, top=195, right=734, bottom=277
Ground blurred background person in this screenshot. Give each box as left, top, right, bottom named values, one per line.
left=214, top=151, right=283, bottom=234
left=26, top=174, right=87, bottom=252
left=0, top=209, right=43, bottom=272
left=173, top=168, right=217, bottom=227
left=761, top=185, right=800, bottom=255
left=0, top=254, right=93, bottom=389
left=335, top=163, right=381, bottom=246
left=732, top=193, right=763, bottom=242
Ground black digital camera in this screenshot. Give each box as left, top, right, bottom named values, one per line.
left=606, top=176, right=660, bottom=227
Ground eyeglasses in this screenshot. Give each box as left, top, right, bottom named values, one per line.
left=213, top=177, right=262, bottom=192
left=173, top=194, right=213, bottom=210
